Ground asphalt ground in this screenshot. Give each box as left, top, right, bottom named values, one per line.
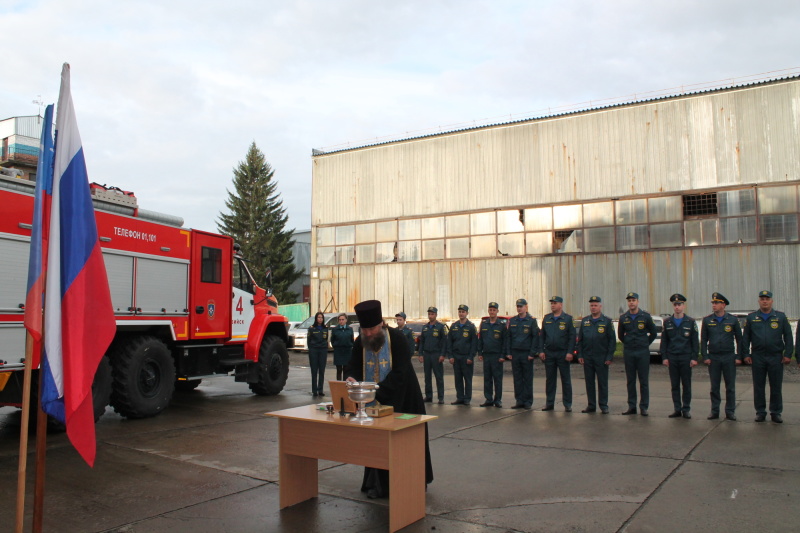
left=1, top=355, right=799, bottom=533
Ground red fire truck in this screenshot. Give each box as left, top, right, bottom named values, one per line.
left=0, top=175, right=291, bottom=420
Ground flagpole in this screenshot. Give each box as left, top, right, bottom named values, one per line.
left=33, top=366, right=48, bottom=533
left=14, top=334, right=37, bottom=532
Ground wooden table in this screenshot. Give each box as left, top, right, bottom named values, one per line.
left=266, top=405, right=436, bottom=532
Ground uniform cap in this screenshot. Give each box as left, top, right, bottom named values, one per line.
left=427, top=306, right=438, bottom=314
left=711, top=292, right=730, bottom=305
left=395, top=312, right=407, bottom=319
left=457, top=304, right=469, bottom=312
left=669, top=293, right=686, bottom=303
left=488, top=302, right=499, bottom=309
left=626, top=292, right=639, bottom=300
left=354, top=300, right=383, bottom=329
left=516, top=298, right=527, bottom=306
left=758, top=290, right=773, bottom=298
left=589, top=296, right=602, bottom=303
left=549, top=296, right=563, bottom=303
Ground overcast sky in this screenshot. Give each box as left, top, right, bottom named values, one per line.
left=2, top=0, right=799, bottom=233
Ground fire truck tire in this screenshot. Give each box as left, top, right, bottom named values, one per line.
left=92, top=356, right=113, bottom=422
left=110, top=336, right=176, bottom=419
left=249, top=335, right=289, bottom=396
left=174, top=379, right=202, bottom=392
left=27, top=355, right=112, bottom=432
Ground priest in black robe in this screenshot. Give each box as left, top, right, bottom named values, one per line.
left=345, top=299, right=434, bottom=498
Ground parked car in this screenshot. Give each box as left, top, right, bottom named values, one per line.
left=288, top=313, right=359, bottom=351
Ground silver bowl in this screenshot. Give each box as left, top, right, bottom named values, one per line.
left=347, top=381, right=379, bottom=423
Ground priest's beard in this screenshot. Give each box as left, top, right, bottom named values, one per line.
left=365, top=328, right=386, bottom=353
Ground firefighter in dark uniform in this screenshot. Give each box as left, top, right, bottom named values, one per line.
left=307, top=311, right=330, bottom=397
left=660, top=293, right=699, bottom=419
left=478, top=302, right=507, bottom=407
left=618, top=292, right=658, bottom=416
left=504, top=298, right=539, bottom=409
left=448, top=304, right=478, bottom=405
left=576, top=296, right=615, bottom=414
left=538, top=296, right=576, bottom=412
left=701, top=292, right=743, bottom=420
left=395, top=312, right=416, bottom=359
left=742, top=290, right=793, bottom=423
left=417, top=306, right=448, bottom=404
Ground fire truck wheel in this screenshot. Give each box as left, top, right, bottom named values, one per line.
left=249, top=335, right=289, bottom=396
left=92, top=356, right=113, bottom=422
left=110, top=336, right=176, bottom=419
left=174, top=379, right=202, bottom=392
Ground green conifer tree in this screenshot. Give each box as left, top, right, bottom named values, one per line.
left=217, top=142, right=301, bottom=304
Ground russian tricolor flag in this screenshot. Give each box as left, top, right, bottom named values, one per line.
left=36, top=64, right=116, bottom=466
left=24, top=103, right=54, bottom=350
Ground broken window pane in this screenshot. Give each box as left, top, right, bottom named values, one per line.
left=497, top=210, right=525, bottom=233
left=524, top=207, right=552, bottom=231
left=375, top=242, right=396, bottom=263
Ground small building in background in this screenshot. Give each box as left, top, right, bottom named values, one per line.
left=288, top=229, right=311, bottom=303
left=0, top=115, right=43, bottom=181
left=309, top=75, right=800, bottom=320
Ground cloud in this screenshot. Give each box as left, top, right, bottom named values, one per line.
left=1, top=0, right=799, bottom=233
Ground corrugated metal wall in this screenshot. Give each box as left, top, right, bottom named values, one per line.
left=312, top=80, right=800, bottom=225
left=312, top=246, right=800, bottom=320
left=309, top=79, right=800, bottom=320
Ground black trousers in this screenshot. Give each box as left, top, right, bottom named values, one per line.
left=708, top=354, right=736, bottom=415
left=583, top=357, right=609, bottom=410
left=544, top=351, right=572, bottom=408
left=751, top=352, right=784, bottom=415
left=667, top=357, right=692, bottom=413
left=308, top=348, right=327, bottom=395
left=624, top=352, right=650, bottom=410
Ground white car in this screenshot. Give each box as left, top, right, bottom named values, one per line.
left=288, top=313, right=359, bottom=351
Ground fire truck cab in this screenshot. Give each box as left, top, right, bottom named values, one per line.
left=0, top=176, right=291, bottom=420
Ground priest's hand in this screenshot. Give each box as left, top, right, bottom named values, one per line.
left=345, top=377, right=356, bottom=383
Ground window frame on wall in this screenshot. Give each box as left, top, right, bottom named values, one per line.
left=311, top=183, right=800, bottom=267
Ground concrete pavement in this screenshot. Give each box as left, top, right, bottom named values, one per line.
left=1, top=357, right=799, bottom=532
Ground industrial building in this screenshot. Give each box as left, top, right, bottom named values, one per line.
left=310, top=76, right=800, bottom=320
left=0, top=115, right=43, bottom=181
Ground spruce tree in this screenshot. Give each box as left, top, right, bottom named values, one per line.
left=217, top=142, right=301, bottom=304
